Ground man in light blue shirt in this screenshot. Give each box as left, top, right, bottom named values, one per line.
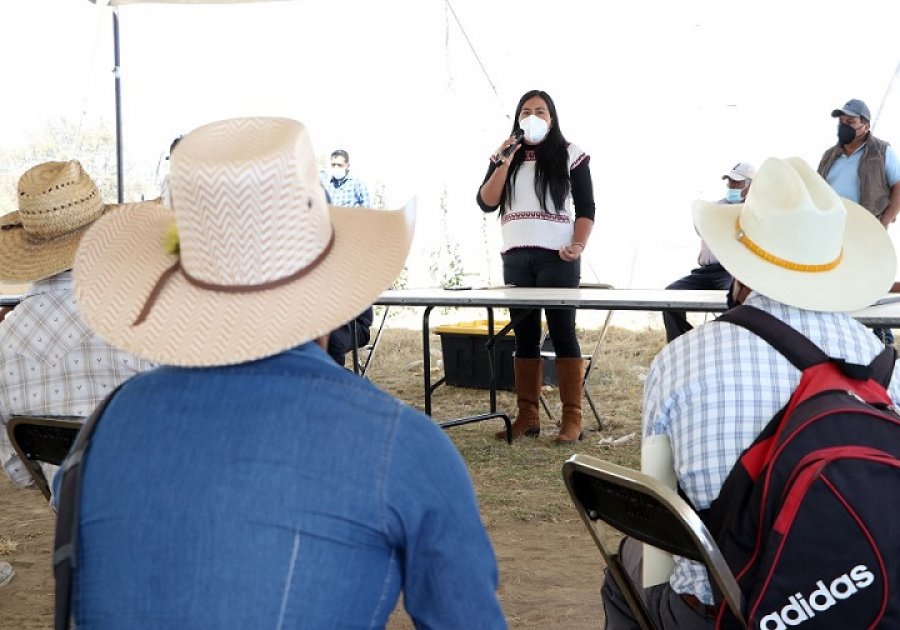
left=818, top=98, right=900, bottom=345
left=818, top=98, right=900, bottom=227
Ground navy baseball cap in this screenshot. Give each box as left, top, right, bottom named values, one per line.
left=831, top=99, right=871, bottom=121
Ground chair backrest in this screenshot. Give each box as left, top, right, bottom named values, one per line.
left=6, top=416, right=82, bottom=500
left=562, top=454, right=747, bottom=628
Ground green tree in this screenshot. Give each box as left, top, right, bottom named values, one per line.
left=0, top=118, right=155, bottom=210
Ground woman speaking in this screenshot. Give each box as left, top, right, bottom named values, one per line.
left=476, top=89, right=595, bottom=444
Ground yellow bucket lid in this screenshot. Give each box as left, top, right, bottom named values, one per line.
left=433, top=320, right=514, bottom=336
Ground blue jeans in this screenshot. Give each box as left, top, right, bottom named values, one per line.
left=502, top=247, right=581, bottom=358
left=72, top=344, right=505, bottom=629
left=873, top=327, right=895, bottom=346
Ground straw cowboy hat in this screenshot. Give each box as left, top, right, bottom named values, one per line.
left=74, top=117, right=415, bottom=367
left=0, top=160, right=112, bottom=282
left=694, top=156, right=895, bottom=312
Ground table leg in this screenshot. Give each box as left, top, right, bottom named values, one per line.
left=423, top=306, right=434, bottom=416
left=420, top=305, right=512, bottom=443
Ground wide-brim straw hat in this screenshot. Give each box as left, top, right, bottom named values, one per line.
left=0, top=160, right=110, bottom=282
left=74, top=117, right=415, bottom=367
left=694, top=156, right=896, bottom=312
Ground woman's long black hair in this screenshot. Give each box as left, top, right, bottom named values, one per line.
left=503, top=89, right=570, bottom=214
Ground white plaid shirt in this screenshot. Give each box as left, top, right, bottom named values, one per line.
left=0, top=272, right=155, bottom=487
left=320, top=171, right=371, bottom=208
left=643, top=292, right=900, bottom=604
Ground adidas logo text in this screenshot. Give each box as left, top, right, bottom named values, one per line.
left=758, top=564, right=874, bottom=629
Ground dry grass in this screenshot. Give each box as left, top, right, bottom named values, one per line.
left=368, top=325, right=665, bottom=523
left=368, top=324, right=666, bottom=628
left=0, top=535, right=18, bottom=555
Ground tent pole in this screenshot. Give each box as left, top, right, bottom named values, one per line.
left=113, top=7, right=124, bottom=203
left=873, top=59, right=900, bottom=132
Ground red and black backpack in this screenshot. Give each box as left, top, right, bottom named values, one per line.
left=703, top=305, right=900, bottom=629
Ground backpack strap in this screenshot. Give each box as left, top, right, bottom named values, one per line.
left=717, top=305, right=829, bottom=370
left=868, top=343, right=898, bottom=389
left=53, top=385, right=122, bottom=630
left=718, top=305, right=896, bottom=386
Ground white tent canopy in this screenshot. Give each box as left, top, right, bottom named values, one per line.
left=45, top=0, right=900, bottom=290
left=94, top=1, right=286, bottom=5
left=88, top=0, right=294, bottom=200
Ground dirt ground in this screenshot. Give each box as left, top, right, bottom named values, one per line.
left=0, top=323, right=665, bottom=628
left=0, top=474, right=54, bottom=629
left=0, top=477, right=610, bottom=630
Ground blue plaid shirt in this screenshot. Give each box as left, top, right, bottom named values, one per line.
left=643, top=292, right=900, bottom=604
left=321, top=171, right=371, bottom=208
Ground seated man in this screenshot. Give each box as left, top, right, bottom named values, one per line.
left=601, top=157, right=900, bottom=628
left=321, top=148, right=372, bottom=208
left=65, top=117, right=505, bottom=628
left=327, top=306, right=374, bottom=367
left=0, top=161, right=154, bottom=490
left=318, top=186, right=377, bottom=368
left=662, top=162, right=754, bottom=342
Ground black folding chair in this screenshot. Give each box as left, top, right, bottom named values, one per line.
left=6, top=416, right=82, bottom=500
left=562, top=454, right=747, bottom=630
left=351, top=306, right=390, bottom=378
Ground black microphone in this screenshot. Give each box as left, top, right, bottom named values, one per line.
left=500, top=129, right=525, bottom=160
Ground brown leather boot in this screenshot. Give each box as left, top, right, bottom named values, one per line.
left=554, top=357, right=584, bottom=444
left=495, top=357, right=543, bottom=441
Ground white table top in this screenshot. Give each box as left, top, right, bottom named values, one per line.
left=3, top=287, right=899, bottom=325
left=377, top=287, right=728, bottom=311
left=376, top=287, right=900, bottom=327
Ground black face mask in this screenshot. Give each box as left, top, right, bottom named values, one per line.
left=837, top=123, right=859, bottom=145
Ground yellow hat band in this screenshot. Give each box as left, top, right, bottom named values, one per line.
left=736, top=219, right=842, bottom=272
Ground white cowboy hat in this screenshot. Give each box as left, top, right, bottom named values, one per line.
left=0, top=160, right=115, bottom=283
left=73, top=117, right=415, bottom=367
left=693, top=156, right=895, bottom=312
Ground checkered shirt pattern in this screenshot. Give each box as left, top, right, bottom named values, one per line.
left=643, top=292, right=900, bottom=604
left=0, top=272, right=155, bottom=487
left=320, top=172, right=371, bottom=208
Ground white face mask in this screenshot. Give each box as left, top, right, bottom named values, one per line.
left=330, top=167, right=347, bottom=180
left=519, top=115, right=550, bottom=144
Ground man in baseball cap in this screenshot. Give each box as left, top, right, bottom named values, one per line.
left=662, top=162, right=755, bottom=342
left=817, top=98, right=900, bottom=345
left=831, top=98, right=872, bottom=120
left=818, top=98, right=900, bottom=227
left=721, top=162, right=755, bottom=183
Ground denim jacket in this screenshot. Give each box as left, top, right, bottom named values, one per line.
left=73, top=343, right=505, bottom=629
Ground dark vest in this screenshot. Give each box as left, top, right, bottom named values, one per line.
left=817, top=134, right=891, bottom=217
